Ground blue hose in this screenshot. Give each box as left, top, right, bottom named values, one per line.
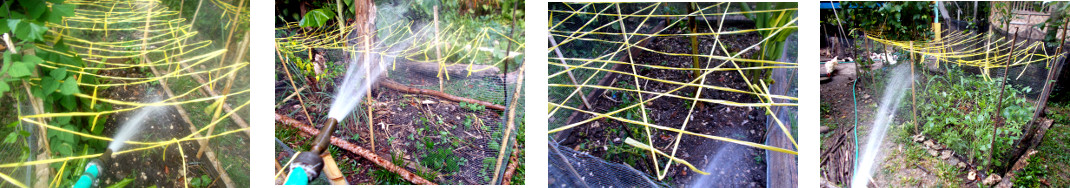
left=72, top=162, right=101, bottom=188
left=284, top=167, right=309, bottom=185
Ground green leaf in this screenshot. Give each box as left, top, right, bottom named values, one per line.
left=55, top=142, right=72, bottom=156
left=13, top=20, right=48, bottom=41
left=5, top=19, right=19, bottom=33
left=19, top=0, right=46, bottom=19
left=3, top=132, right=17, bottom=143
left=50, top=67, right=67, bottom=79
left=106, top=178, right=134, bottom=188
left=59, top=76, right=78, bottom=95
left=44, top=3, right=75, bottom=23
left=59, top=95, right=75, bottom=110
left=0, top=52, right=11, bottom=73
left=0, top=81, right=9, bottom=96
left=8, top=62, right=32, bottom=78
left=41, top=77, right=59, bottom=94
left=22, top=54, right=42, bottom=65
left=298, top=9, right=334, bottom=28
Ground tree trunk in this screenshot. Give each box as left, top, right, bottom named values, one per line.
left=1046, top=2, right=1066, bottom=42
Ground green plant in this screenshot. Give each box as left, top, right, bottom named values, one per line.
left=1013, top=157, right=1047, bottom=187
left=459, top=101, right=486, bottom=111
left=481, top=157, right=496, bottom=182
left=741, top=2, right=797, bottom=61
left=833, top=2, right=934, bottom=41
left=372, top=153, right=413, bottom=185
left=189, top=175, right=212, bottom=188
left=918, top=66, right=1033, bottom=170
left=105, top=178, right=133, bottom=188
left=463, top=114, right=474, bottom=130
left=299, top=8, right=335, bottom=28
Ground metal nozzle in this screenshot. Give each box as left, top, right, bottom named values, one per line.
left=99, top=149, right=113, bottom=164
left=311, top=118, right=338, bottom=155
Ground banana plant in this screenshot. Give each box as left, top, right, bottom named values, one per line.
left=740, top=2, right=797, bottom=81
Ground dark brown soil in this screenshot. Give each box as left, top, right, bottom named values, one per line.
left=95, top=69, right=224, bottom=187
left=275, top=70, right=503, bottom=185
left=554, top=25, right=770, bottom=187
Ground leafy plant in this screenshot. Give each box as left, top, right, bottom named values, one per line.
left=189, top=175, right=212, bottom=188
left=832, top=2, right=935, bottom=41
left=419, top=136, right=462, bottom=173
left=372, top=153, right=413, bottom=185
left=298, top=8, right=335, bottom=28
left=918, top=65, right=1033, bottom=170
left=459, top=101, right=486, bottom=111
left=741, top=2, right=798, bottom=62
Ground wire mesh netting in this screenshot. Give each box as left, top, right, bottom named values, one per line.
left=847, top=20, right=1068, bottom=181
left=0, top=0, right=249, bottom=187
left=547, top=2, right=798, bottom=187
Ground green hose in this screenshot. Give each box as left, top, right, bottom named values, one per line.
left=853, top=74, right=859, bottom=172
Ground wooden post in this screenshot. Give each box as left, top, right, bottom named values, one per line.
left=991, top=27, right=1019, bottom=169
left=688, top=3, right=703, bottom=109
left=434, top=6, right=443, bottom=92
left=320, top=153, right=349, bottom=184
left=547, top=36, right=594, bottom=110
left=199, top=32, right=250, bottom=159
left=352, top=0, right=377, bottom=154
left=910, top=41, right=917, bottom=133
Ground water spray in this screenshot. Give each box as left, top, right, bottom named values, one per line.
left=284, top=118, right=339, bottom=185
left=72, top=102, right=161, bottom=188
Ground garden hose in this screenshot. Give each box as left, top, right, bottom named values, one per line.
left=852, top=76, right=859, bottom=174
left=72, top=149, right=112, bottom=188
left=284, top=118, right=338, bottom=185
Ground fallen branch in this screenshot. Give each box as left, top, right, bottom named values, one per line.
left=379, top=79, right=505, bottom=111
left=501, top=137, right=521, bottom=185
left=275, top=113, right=436, bottom=185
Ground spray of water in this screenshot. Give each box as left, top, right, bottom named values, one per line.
left=326, top=2, right=423, bottom=121
left=851, top=64, right=913, bottom=187
left=107, top=103, right=165, bottom=152
left=326, top=40, right=413, bottom=121
left=689, top=145, right=737, bottom=188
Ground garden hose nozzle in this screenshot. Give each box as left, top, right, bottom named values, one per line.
left=311, top=118, right=338, bottom=154
left=72, top=149, right=112, bottom=188
left=284, top=118, right=338, bottom=185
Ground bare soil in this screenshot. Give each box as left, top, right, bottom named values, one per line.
left=554, top=25, right=771, bottom=187
left=95, top=70, right=224, bottom=187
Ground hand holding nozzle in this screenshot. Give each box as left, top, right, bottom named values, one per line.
left=285, top=118, right=338, bottom=185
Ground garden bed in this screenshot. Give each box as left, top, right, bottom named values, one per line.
left=275, top=71, right=509, bottom=184
left=94, top=80, right=225, bottom=187
left=553, top=22, right=772, bottom=187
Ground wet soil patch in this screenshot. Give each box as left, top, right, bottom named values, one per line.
left=96, top=68, right=224, bottom=187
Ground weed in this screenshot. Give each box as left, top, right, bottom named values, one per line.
left=189, top=175, right=212, bottom=188
left=463, top=115, right=474, bottom=130
left=420, top=136, right=464, bottom=174
left=459, top=101, right=487, bottom=111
